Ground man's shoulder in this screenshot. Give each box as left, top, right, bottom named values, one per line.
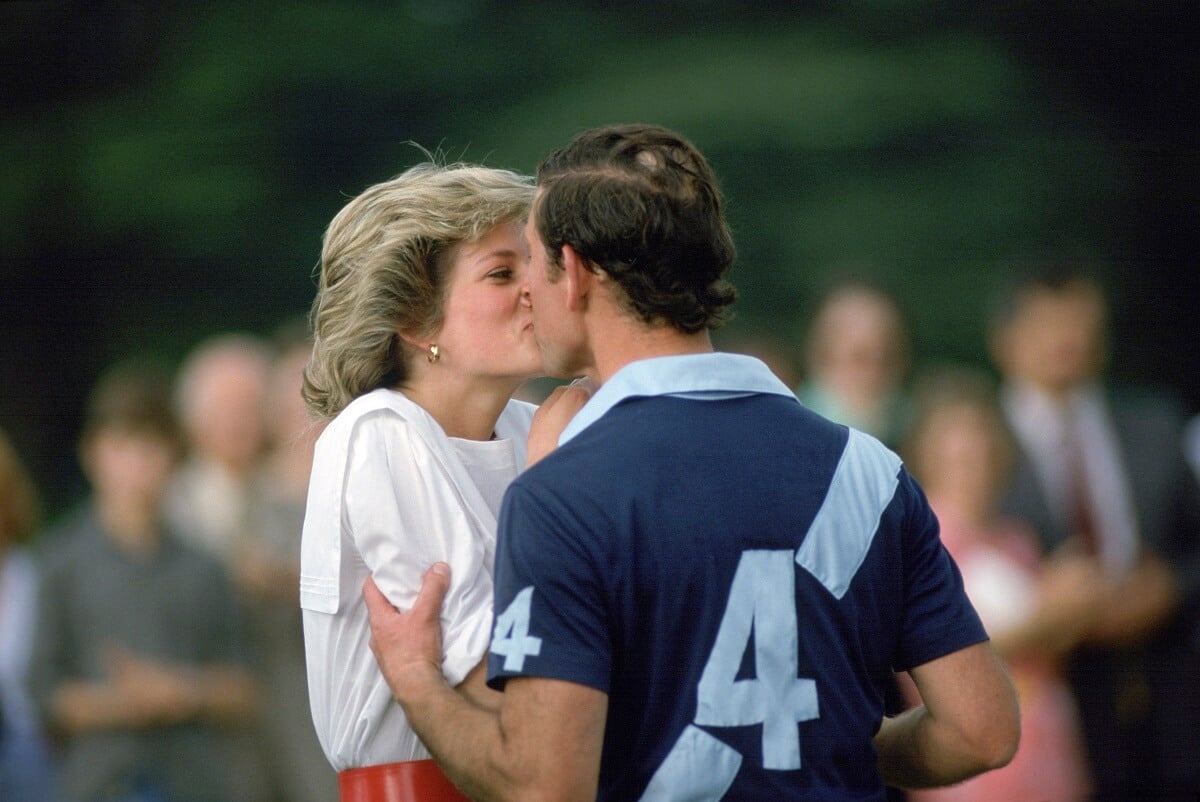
left=35, top=506, right=102, bottom=571
left=517, top=392, right=850, bottom=499
left=1106, top=383, right=1187, bottom=425
left=160, top=528, right=231, bottom=576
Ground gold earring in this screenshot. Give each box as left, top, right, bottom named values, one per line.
left=427, top=344, right=440, bottom=364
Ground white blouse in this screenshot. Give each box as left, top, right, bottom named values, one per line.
left=300, top=388, right=535, bottom=770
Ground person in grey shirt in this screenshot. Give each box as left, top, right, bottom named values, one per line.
left=31, top=360, right=260, bottom=802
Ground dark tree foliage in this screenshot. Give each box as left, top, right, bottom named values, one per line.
left=2, top=1, right=1196, bottom=514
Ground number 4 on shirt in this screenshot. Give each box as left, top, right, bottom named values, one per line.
left=492, top=586, right=543, bottom=671
left=640, top=550, right=818, bottom=801
left=643, top=431, right=899, bottom=800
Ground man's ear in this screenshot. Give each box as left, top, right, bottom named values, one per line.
left=560, top=244, right=594, bottom=311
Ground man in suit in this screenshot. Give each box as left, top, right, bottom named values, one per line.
left=990, top=262, right=1200, bottom=802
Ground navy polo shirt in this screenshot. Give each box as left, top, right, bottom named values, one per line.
left=488, top=353, right=985, bottom=801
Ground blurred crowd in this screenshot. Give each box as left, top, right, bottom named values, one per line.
left=727, top=264, right=1200, bottom=802
left=1, top=261, right=1198, bottom=802
left=1, top=323, right=337, bottom=802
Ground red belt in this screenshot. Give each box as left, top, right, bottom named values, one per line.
left=338, top=760, right=470, bottom=802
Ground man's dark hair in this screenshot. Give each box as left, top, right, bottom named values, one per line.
left=82, top=358, right=183, bottom=450
left=534, top=123, right=737, bottom=333
left=989, top=256, right=1106, bottom=329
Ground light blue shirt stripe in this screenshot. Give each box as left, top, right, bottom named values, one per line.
left=558, top=352, right=796, bottom=445
left=795, top=428, right=902, bottom=599
left=637, top=724, right=742, bottom=802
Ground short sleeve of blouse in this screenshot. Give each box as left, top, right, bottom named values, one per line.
left=343, top=411, right=495, bottom=686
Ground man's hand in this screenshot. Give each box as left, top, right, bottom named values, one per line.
left=364, top=563, right=452, bottom=702
left=52, top=646, right=258, bottom=733
left=526, top=377, right=598, bottom=467
left=1087, top=552, right=1179, bottom=645
left=103, top=646, right=205, bottom=726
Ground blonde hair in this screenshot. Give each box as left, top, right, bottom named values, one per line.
left=303, top=163, right=534, bottom=419
left=0, top=428, right=41, bottom=545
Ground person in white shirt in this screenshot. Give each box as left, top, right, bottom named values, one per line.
left=299, top=163, right=584, bottom=802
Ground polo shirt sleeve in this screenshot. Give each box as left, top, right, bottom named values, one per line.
left=892, top=469, right=989, bottom=671
left=344, top=411, right=493, bottom=687
left=487, top=480, right=611, bottom=693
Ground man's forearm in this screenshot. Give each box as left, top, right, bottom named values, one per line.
left=51, top=680, right=140, bottom=733
left=874, top=705, right=1011, bottom=789
left=193, top=664, right=260, bottom=723
left=395, top=665, right=529, bottom=802
left=364, top=569, right=604, bottom=802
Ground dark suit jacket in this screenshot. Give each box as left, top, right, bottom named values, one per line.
left=998, top=385, right=1200, bottom=797
left=1000, top=387, right=1200, bottom=628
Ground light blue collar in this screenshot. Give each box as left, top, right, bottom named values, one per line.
left=559, top=352, right=796, bottom=445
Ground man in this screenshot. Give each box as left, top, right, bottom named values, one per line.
left=30, top=360, right=260, bottom=802
left=165, top=333, right=272, bottom=565
left=365, top=124, right=1019, bottom=801
left=989, top=264, right=1200, bottom=802
left=796, top=280, right=912, bottom=448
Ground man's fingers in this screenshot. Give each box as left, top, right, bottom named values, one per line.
left=362, top=567, right=451, bottom=625
left=537, top=377, right=597, bottom=415
left=362, top=575, right=395, bottom=620
left=569, top=376, right=599, bottom=396
left=412, top=562, right=452, bottom=623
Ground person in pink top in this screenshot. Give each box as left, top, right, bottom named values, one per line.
left=901, top=368, right=1103, bottom=802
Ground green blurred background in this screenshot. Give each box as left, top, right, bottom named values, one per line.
left=3, top=1, right=1197, bottom=517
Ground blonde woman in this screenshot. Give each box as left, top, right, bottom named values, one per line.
left=300, top=163, right=550, bottom=802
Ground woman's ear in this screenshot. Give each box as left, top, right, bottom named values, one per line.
left=395, top=328, right=429, bottom=351
left=395, top=327, right=439, bottom=368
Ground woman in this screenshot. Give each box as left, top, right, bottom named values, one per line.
left=901, top=369, right=1099, bottom=802
left=0, top=428, right=55, bottom=801
left=299, top=162, right=544, bottom=802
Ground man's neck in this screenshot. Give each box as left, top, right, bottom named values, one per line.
left=95, top=495, right=162, bottom=556
left=1008, top=377, right=1096, bottom=408
left=590, top=320, right=714, bottom=385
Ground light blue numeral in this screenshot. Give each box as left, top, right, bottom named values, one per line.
left=640, top=551, right=819, bottom=801
left=490, top=586, right=542, bottom=671
left=696, top=550, right=817, bottom=771
left=641, top=431, right=900, bottom=799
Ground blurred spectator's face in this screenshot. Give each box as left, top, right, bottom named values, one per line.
left=996, top=283, right=1106, bottom=395
left=267, top=346, right=313, bottom=447
left=916, top=403, right=1001, bottom=509
left=187, top=354, right=268, bottom=470
left=812, top=292, right=906, bottom=401
left=84, top=428, right=177, bottom=509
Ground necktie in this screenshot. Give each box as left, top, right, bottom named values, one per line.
left=1065, top=413, right=1099, bottom=555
